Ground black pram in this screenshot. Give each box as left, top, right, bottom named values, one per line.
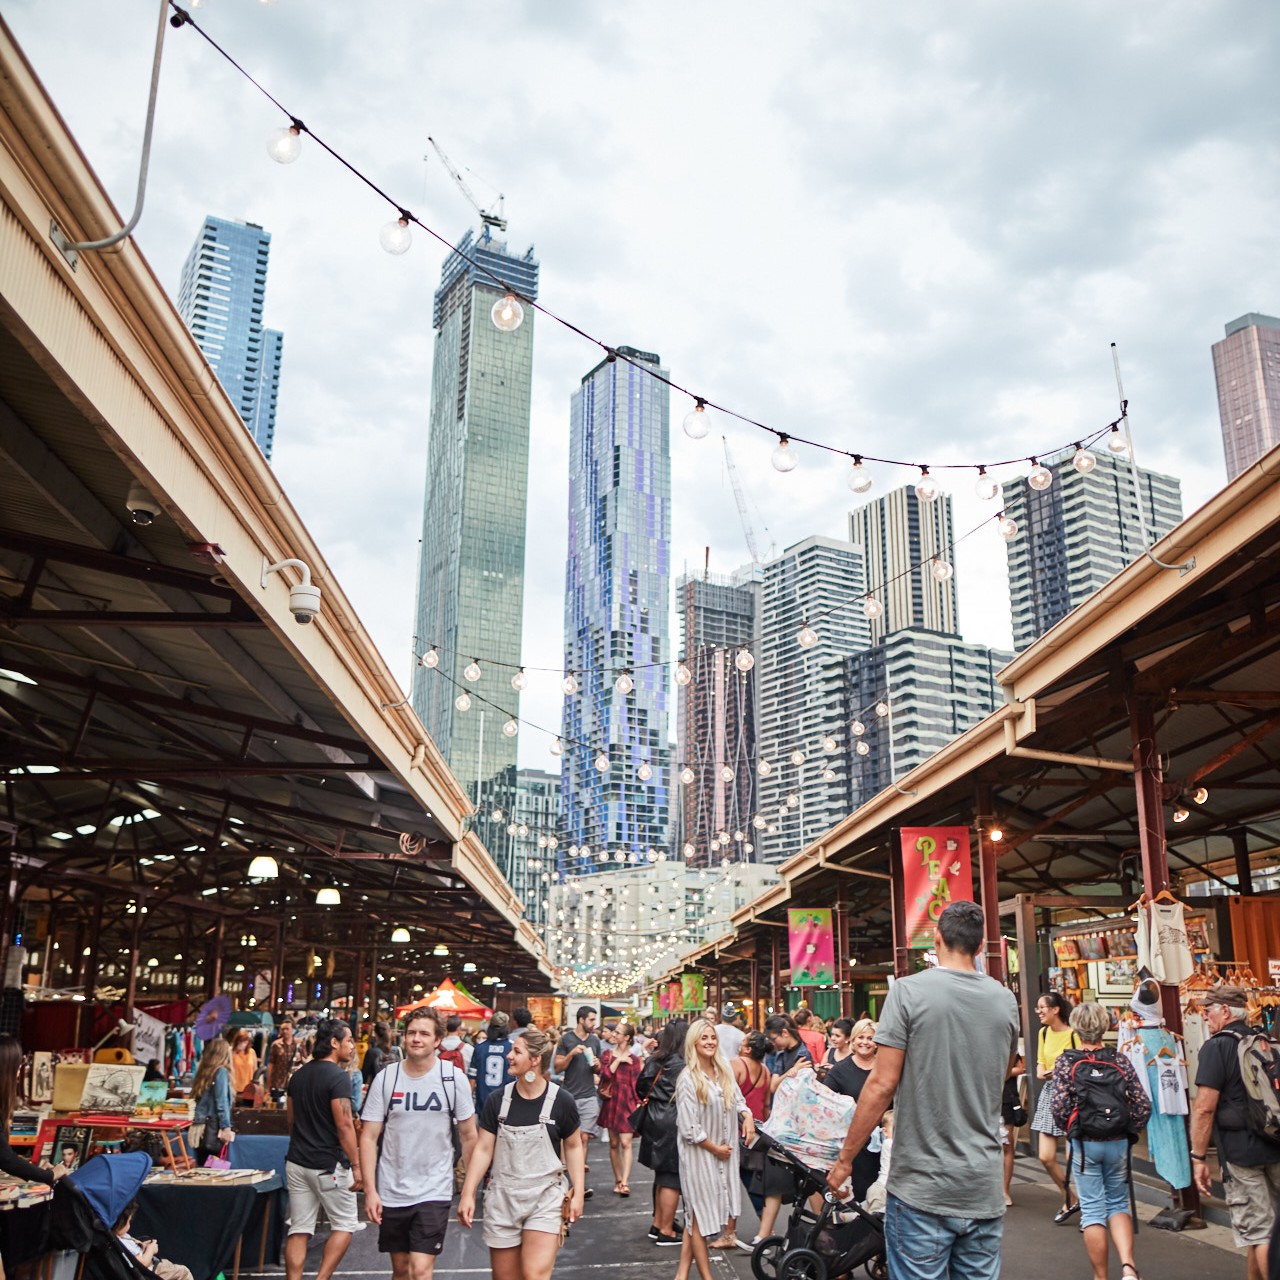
left=48, top=1151, right=164, bottom=1280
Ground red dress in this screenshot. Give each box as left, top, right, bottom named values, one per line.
left=598, top=1049, right=642, bottom=1132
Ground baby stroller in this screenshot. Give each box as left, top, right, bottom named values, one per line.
left=48, top=1151, right=163, bottom=1280
left=749, top=1137, right=886, bottom=1280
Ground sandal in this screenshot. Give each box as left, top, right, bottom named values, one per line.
left=1053, top=1202, right=1079, bottom=1224
left=1121, top=1266, right=1141, bottom=1279
left=613, top=1182, right=624, bottom=1195
left=619, top=1184, right=631, bottom=1197
left=708, top=1236, right=738, bottom=1250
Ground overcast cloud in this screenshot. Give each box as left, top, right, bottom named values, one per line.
left=7, top=1, right=1277, bottom=764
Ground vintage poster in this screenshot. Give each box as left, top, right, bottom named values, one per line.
left=788, top=909, right=836, bottom=985
left=899, top=826, right=974, bottom=949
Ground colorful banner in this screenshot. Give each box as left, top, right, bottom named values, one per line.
left=788, top=908, right=836, bottom=985
left=681, top=972, right=705, bottom=1012
left=899, top=827, right=974, bottom=949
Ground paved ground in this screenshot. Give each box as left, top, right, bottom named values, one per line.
left=282, top=1144, right=1246, bottom=1280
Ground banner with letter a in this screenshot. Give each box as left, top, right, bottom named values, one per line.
left=899, top=827, right=974, bottom=949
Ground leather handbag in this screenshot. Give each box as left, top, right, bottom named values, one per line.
left=627, top=1099, right=649, bottom=1136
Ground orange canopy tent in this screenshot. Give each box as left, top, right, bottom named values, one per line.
left=394, top=976, right=493, bottom=1020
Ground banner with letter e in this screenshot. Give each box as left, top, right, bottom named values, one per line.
left=899, top=827, right=974, bottom=949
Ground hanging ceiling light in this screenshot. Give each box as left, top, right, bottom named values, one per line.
left=316, top=886, right=341, bottom=906
left=1191, top=786, right=1209, bottom=804
left=1171, top=804, right=1190, bottom=823
left=247, top=855, right=278, bottom=881
left=433, top=943, right=450, bottom=956
left=391, top=927, right=411, bottom=943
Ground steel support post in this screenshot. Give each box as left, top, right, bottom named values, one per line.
left=976, top=784, right=1006, bottom=982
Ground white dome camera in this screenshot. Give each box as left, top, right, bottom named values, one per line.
left=125, top=482, right=161, bottom=527
left=262, top=556, right=321, bottom=625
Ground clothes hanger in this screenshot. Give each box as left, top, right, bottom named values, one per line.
left=1151, top=889, right=1180, bottom=905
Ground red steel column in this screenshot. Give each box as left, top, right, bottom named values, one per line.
left=976, top=784, right=1006, bottom=983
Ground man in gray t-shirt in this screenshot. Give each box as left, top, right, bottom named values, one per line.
left=828, top=901, right=1018, bottom=1280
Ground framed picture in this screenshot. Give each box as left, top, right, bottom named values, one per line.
left=29, top=1052, right=53, bottom=1104
left=1100, top=957, right=1138, bottom=995
left=54, top=1048, right=91, bottom=1066
left=1053, top=937, right=1081, bottom=963
left=1061, top=967, right=1081, bottom=991
left=1078, top=934, right=1109, bottom=962
left=50, top=1125, right=91, bottom=1176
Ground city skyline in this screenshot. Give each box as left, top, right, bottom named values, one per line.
left=1213, top=312, right=1280, bottom=480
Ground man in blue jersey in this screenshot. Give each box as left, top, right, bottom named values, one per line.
left=468, top=1012, right=513, bottom=1108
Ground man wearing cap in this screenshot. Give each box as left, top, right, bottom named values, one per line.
left=715, top=1004, right=746, bottom=1061
left=1191, top=984, right=1280, bottom=1279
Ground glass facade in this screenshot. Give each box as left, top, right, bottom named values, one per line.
left=411, top=229, right=539, bottom=817
left=1213, top=313, right=1280, bottom=480
left=560, top=347, right=672, bottom=870
left=176, top=216, right=283, bottom=459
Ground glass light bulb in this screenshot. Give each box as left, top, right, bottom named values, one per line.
left=682, top=404, right=710, bottom=439
left=710, top=838, right=720, bottom=852
left=797, top=623, right=819, bottom=648
left=823, top=735, right=838, bottom=752
left=267, top=125, right=302, bottom=164
left=421, top=646, right=440, bottom=668
left=1028, top=463, right=1053, bottom=491
left=464, top=660, right=482, bottom=682
left=379, top=217, right=412, bottom=254
left=562, top=673, right=579, bottom=695
left=757, top=759, right=773, bottom=777
left=638, top=762, right=653, bottom=782
left=916, top=472, right=940, bottom=502
left=720, top=765, right=734, bottom=783
left=786, top=793, right=799, bottom=808
left=511, top=668, right=528, bottom=691
left=998, top=516, right=1018, bottom=541
left=1072, top=447, right=1097, bottom=475
left=594, top=752, right=610, bottom=773
left=753, top=815, right=767, bottom=830
left=771, top=437, right=798, bottom=472
left=680, top=765, right=696, bottom=785
left=822, top=768, right=836, bottom=782
left=580, top=845, right=590, bottom=858
left=932, top=558, right=954, bottom=582
left=1107, top=429, right=1130, bottom=456
left=454, top=692, right=472, bottom=712
left=491, top=293, right=524, bottom=332
left=862, top=596, right=884, bottom=620
left=675, top=661, right=692, bottom=686
left=856, top=740, right=870, bottom=756
left=848, top=460, right=873, bottom=494
left=492, top=808, right=504, bottom=822
left=518, top=823, right=529, bottom=837
left=875, top=701, right=890, bottom=718
left=974, top=470, right=1000, bottom=501
left=682, top=842, right=695, bottom=858
left=851, top=719, right=865, bottom=736
left=790, top=749, right=806, bottom=766
left=615, top=672, right=634, bottom=695
left=502, top=718, right=519, bottom=738
left=550, top=737, right=563, bottom=756
left=735, top=648, right=755, bottom=672
left=744, top=841, right=754, bottom=854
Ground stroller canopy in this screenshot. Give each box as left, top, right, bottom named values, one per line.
left=67, top=1152, right=151, bottom=1231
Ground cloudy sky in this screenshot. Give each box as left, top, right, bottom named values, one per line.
left=7, top=1, right=1277, bottom=767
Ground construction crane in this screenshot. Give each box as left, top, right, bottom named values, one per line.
left=426, top=136, right=507, bottom=234
left=722, top=436, right=771, bottom=565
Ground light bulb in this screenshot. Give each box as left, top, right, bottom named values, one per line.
left=1172, top=805, right=1189, bottom=823
left=856, top=740, right=870, bottom=756
left=682, top=403, right=710, bottom=439
left=771, top=436, right=798, bottom=472
left=562, top=672, right=579, bottom=695
left=1072, top=446, right=1097, bottom=475
left=851, top=719, right=866, bottom=736
left=790, top=749, right=806, bottom=766
left=744, top=842, right=754, bottom=854
left=753, top=815, right=767, bottom=830
left=464, top=660, right=482, bottom=682
left=875, top=701, right=890, bottom=717
left=1028, top=462, right=1053, bottom=491
left=1107, top=428, right=1130, bottom=456
left=675, top=661, right=692, bottom=686
left=916, top=469, right=940, bottom=502
left=594, top=752, right=611, bottom=773
left=998, top=516, right=1018, bottom=541
left=1192, top=786, right=1209, bottom=804
left=454, top=692, right=472, bottom=712
left=511, top=667, right=528, bottom=691
left=786, top=793, right=800, bottom=809
left=823, top=735, right=838, bottom=752
left=797, top=623, right=819, bottom=648
left=720, top=765, right=734, bottom=783
left=822, top=768, right=836, bottom=782
left=420, top=646, right=440, bottom=668
left=492, top=808, right=504, bottom=822
left=517, top=823, right=529, bottom=837
left=757, top=759, right=773, bottom=777
left=862, top=596, right=884, bottom=620
left=735, top=648, right=755, bottom=672
left=974, top=468, right=999, bottom=501
left=680, top=765, right=695, bottom=785
left=638, top=762, right=653, bottom=782
left=932, top=558, right=954, bottom=582
left=988, top=825, right=1004, bottom=843
left=550, top=737, right=563, bottom=756
left=267, top=125, right=302, bottom=164
left=710, top=838, right=720, bottom=852
left=379, top=217, right=412, bottom=254
left=502, top=718, right=519, bottom=738
left=848, top=458, right=873, bottom=493
left=491, top=292, right=524, bottom=332
left=580, top=845, right=591, bottom=858
left=615, top=671, right=634, bottom=695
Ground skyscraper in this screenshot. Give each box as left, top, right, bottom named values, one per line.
left=848, top=487, right=957, bottom=641
left=176, top=216, right=284, bottom=459
left=560, top=347, right=672, bottom=868
left=845, top=630, right=1012, bottom=810
left=756, top=536, right=869, bottom=863
left=411, top=229, right=539, bottom=811
left=1003, top=449, right=1183, bottom=651
left=1213, top=313, right=1280, bottom=479
left=502, top=768, right=560, bottom=931
left=675, top=569, right=761, bottom=867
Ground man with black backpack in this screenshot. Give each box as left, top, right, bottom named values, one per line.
left=1191, top=984, right=1280, bottom=1280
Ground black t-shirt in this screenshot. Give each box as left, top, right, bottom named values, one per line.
left=558, top=1030, right=602, bottom=1099
left=825, top=1057, right=873, bottom=1102
left=1195, top=1022, right=1280, bottom=1168
left=479, top=1083, right=581, bottom=1158
left=287, top=1059, right=353, bottom=1170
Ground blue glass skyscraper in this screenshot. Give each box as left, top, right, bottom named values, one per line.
left=561, top=347, right=672, bottom=868
left=176, top=216, right=283, bottom=459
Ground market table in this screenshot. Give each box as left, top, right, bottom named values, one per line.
left=228, top=1136, right=289, bottom=1267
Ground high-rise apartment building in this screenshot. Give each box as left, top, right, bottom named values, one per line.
left=1213, top=313, right=1280, bottom=479
left=845, top=630, right=1012, bottom=810
left=499, top=768, right=560, bottom=932
left=560, top=347, right=672, bottom=868
left=411, top=230, right=540, bottom=813
left=756, top=536, right=869, bottom=863
left=176, top=216, right=284, bottom=459
left=848, top=487, right=957, bottom=641
left=1003, top=449, right=1183, bottom=651
left=675, top=569, right=761, bottom=867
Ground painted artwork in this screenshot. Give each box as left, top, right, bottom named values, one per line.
left=788, top=909, right=836, bottom=985
left=899, top=828, right=974, bottom=949
left=1078, top=934, right=1109, bottom=962
left=1053, top=936, right=1082, bottom=963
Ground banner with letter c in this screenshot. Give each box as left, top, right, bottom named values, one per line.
left=899, top=827, right=974, bottom=949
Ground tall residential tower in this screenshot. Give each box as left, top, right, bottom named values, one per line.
left=1213, top=313, right=1280, bottom=480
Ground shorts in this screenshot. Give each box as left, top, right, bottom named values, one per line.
left=574, top=1093, right=601, bottom=1137
left=286, top=1161, right=359, bottom=1235
left=1068, top=1139, right=1132, bottom=1229
left=483, top=1176, right=567, bottom=1249
left=1223, top=1160, right=1280, bottom=1248
left=378, top=1201, right=450, bottom=1256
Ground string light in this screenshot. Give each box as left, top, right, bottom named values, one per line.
left=1072, top=445, right=1097, bottom=474
left=931, top=557, right=954, bottom=582
left=847, top=456, right=873, bottom=494
left=682, top=400, right=710, bottom=439
left=735, top=648, right=755, bottom=672
left=855, top=740, right=870, bottom=756
left=492, top=291, right=525, bottom=332
left=637, top=761, right=653, bottom=782
left=875, top=701, right=890, bottom=718
left=822, top=767, right=836, bottom=782
left=786, top=793, right=800, bottom=808
left=615, top=671, right=634, bottom=695
left=454, top=692, right=472, bottom=712
left=822, top=735, right=838, bottom=752
left=790, top=749, right=806, bottom=766
left=1107, top=426, right=1130, bottom=456
left=771, top=435, right=798, bottom=473
left=916, top=467, right=940, bottom=503
left=797, top=622, right=819, bottom=649
left=998, top=516, right=1018, bottom=541
left=719, top=765, right=734, bottom=783
left=562, top=672, right=579, bottom=695
left=502, top=718, right=518, bottom=738
left=974, top=467, right=999, bottom=501
left=379, top=215, right=412, bottom=254
left=550, top=737, right=563, bottom=756
left=594, top=752, right=611, bottom=773
left=266, top=123, right=302, bottom=164
left=675, top=662, right=692, bottom=686
left=464, top=660, right=482, bottom=682
left=757, top=759, right=773, bottom=777
left=511, top=667, right=528, bottom=691
left=851, top=719, right=865, bottom=736
left=862, top=596, right=884, bottom=620
left=420, top=646, right=439, bottom=668
left=679, top=765, right=695, bottom=785
left=1027, top=460, right=1053, bottom=491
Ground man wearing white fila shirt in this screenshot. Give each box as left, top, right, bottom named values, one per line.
left=360, top=1008, right=478, bottom=1280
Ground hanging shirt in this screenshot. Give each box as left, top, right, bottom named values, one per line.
left=1147, top=901, right=1193, bottom=985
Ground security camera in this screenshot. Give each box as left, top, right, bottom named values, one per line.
left=262, top=556, right=321, bottom=625
left=126, top=482, right=161, bottom=527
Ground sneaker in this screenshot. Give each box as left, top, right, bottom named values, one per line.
left=647, top=1225, right=658, bottom=1240
left=653, top=1231, right=682, bottom=1247
left=738, top=1236, right=763, bottom=1253
left=583, top=1187, right=593, bottom=1200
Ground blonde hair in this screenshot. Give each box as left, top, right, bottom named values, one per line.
left=521, top=1027, right=554, bottom=1073
left=851, top=1018, right=876, bottom=1040
left=682, top=1021, right=735, bottom=1110
left=192, top=1037, right=231, bottom=1101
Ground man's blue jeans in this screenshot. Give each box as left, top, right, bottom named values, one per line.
left=884, top=1193, right=1003, bottom=1280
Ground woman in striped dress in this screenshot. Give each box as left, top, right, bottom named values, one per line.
left=673, top=1021, right=757, bottom=1280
